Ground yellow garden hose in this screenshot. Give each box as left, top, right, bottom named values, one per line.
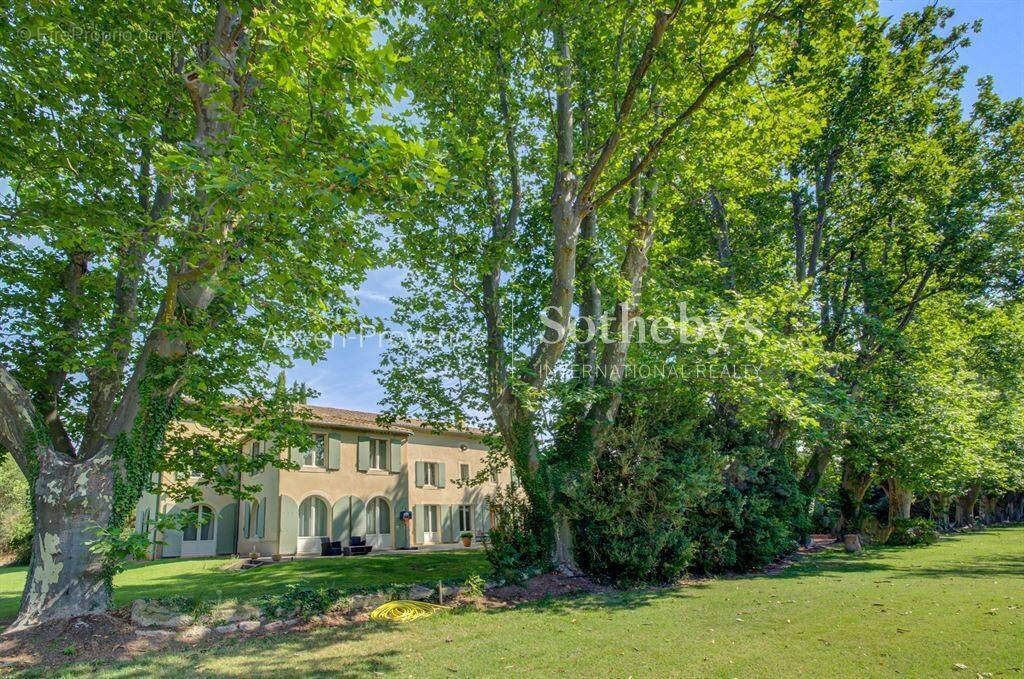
left=370, top=600, right=449, bottom=622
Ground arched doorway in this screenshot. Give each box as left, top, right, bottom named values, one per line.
left=298, top=495, right=330, bottom=554
left=181, top=504, right=216, bottom=557
left=366, top=497, right=392, bottom=549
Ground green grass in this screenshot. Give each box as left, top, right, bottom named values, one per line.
left=22, top=526, right=1023, bottom=678
left=0, top=549, right=489, bottom=623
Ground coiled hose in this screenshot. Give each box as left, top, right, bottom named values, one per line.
left=370, top=600, right=449, bottom=622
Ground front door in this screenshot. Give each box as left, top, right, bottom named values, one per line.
left=366, top=497, right=393, bottom=548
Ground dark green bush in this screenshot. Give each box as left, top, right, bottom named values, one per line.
left=484, top=481, right=550, bottom=584
left=567, top=388, right=719, bottom=586
left=886, top=517, right=940, bottom=546
left=684, top=418, right=808, bottom=574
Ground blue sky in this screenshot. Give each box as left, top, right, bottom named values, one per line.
left=293, top=0, right=1024, bottom=413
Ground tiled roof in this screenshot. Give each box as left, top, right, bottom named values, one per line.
left=296, top=404, right=485, bottom=438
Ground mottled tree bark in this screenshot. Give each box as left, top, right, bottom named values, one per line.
left=11, top=448, right=115, bottom=631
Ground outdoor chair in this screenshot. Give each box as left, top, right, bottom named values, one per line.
left=344, top=536, right=373, bottom=556
left=320, top=536, right=344, bottom=556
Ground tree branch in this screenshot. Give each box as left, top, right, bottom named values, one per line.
left=589, top=43, right=757, bottom=214
left=0, top=363, right=41, bottom=472
left=576, top=1, right=683, bottom=206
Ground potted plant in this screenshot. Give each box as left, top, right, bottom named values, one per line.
left=249, top=551, right=260, bottom=562
left=459, top=531, right=473, bottom=547
left=271, top=553, right=282, bottom=562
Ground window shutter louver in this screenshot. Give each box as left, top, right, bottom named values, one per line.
left=415, top=461, right=425, bottom=487
left=327, top=433, right=342, bottom=470
left=357, top=436, right=370, bottom=471
left=389, top=439, right=402, bottom=473
left=437, top=463, right=446, bottom=488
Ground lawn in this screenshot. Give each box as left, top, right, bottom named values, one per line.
left=22, top=526, right=1023, bottom=678
left=0, top=549, right=489, bottom=623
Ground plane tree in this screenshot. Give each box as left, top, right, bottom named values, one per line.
left=0, top=0, right=435, bottom=628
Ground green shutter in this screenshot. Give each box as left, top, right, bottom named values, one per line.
left=333, top=496, right=352, bottom=543
left=279, top=495, right=299, bottom=555
left=415, top=461, right=425, bottom=487
left=243, top=502, right=251, bottom=539
left=357, top=436, right=370, bottom=471
left=328, top=433, right=342, bottom=470
left=351, top=497, right=366, bottom=538
left=389, top=439, right=402, bottom=473
left=437, top=462, right=446, bottom=488
left=393, top=500, right=409, bottom=549
left=475, top=501, right=488, bottom=533
left=289, top=446, right=303, bottom=466
left=442, top=505, right=454, bottom=543
left=216, top=504, right=237, bottom=555
left=413, top=504, right=425, bottom=545
left=257, top=497, right=266, bottom=538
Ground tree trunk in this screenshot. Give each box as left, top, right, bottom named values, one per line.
left=881, top=478, right=913, bottom=524
left=799, top=441, right=833, bottom=502
left=954, top=486, right=981, bottom=527
left=9, top=447, right=114, bottom=631
left=928, top=493, right=951, bottom=530
left=835, top=461, right=871, bottom=537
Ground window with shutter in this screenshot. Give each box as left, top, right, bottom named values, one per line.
left=423, top=462, right=438, bottom=486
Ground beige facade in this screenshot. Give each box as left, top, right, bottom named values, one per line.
left=136, top=406, right=507, bottom=558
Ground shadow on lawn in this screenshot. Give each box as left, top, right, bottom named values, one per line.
left=770, top=529, right=1024, bottom=582
left=111, top=550, right=488, bottom=605
left=45, top=622, right=405, bottom=678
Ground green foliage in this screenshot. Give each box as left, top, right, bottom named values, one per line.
left=254, top=583, right=345, bottom=620
left=886, top=518, right=940, bottom=546
left=685, top=422, right=808, bottom=574
left=567, top=387, right=718, bottom=586
left=155, top=594, right=214, bottom=621
left=462, top=573, right=486, bottom=599
left=0, top=453, right=31, bottom=565
left=484, top=482, right=550, bottom=584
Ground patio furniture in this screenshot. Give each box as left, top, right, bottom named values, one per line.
left=344, top=536, right=373, bottom=556
left=320, top=536, right=344, bottom=556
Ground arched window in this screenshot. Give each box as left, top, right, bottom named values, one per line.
left=367, top=497, right=391, bottom=535
left=183, top=505, right=214, bottom=542
left=299, top=496, right=328, bottom=537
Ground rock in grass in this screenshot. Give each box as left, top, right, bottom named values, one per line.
left=130, top=600, right=192, bottom=628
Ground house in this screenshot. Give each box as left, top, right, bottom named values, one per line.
left=134, top=405, right=507, bottom=558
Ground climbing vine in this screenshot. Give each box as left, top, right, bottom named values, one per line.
left=100, top=356, right=183, bottom=581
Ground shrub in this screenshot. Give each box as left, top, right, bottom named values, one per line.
left=886, top=517, right=940, bottom=546
left=484, top=482, right=550, bottom=584
left=566, top=387, right=719, bottom=586
left=459, top=531, right=473, bottom=539
left=684, top=419, right=808, bottom=574
left=462, top=573, right=486, bottom=599
left=255, top=583, right=344, bottom=619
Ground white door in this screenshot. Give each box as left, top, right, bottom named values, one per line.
left=366, top=498, right=393, bottom=548
left=423, top=505, right=440, bottom=544
left=181, top=505, right=216, bottom=557
left=298, top=496, right=330, bottom=554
